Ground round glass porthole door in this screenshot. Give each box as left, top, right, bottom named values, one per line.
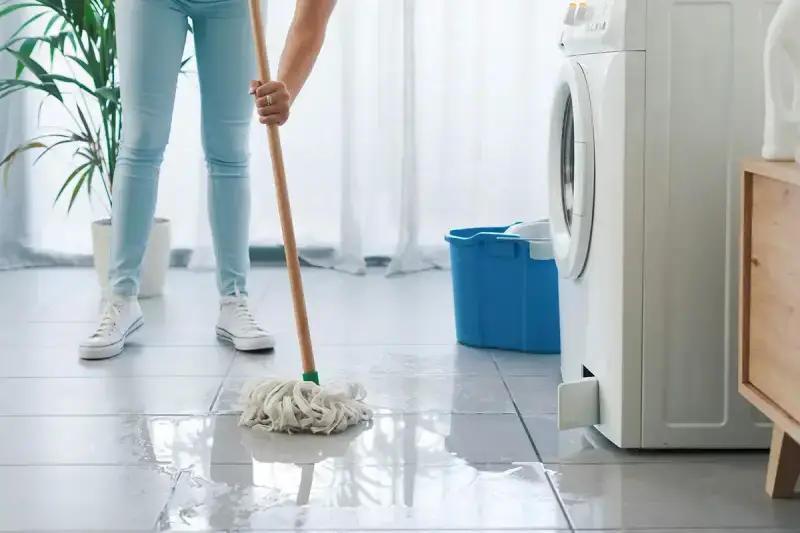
left=548, top=59, right=595, bottom=280
left=561, top=94, right=575, bottom=233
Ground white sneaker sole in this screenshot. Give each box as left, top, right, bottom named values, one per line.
left=79, top=316, right=144, bottom=361
left=215, top=326, right=276, bottom=352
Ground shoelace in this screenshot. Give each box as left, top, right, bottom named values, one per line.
left=91, top=300, right=124, bottom=338
left=227, top=299, right=264, bottom=334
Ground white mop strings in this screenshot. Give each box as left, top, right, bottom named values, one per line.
left=238, top=379, right=373, bottom=435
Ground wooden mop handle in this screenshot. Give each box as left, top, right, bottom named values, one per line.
left=248, top=0, right=316, bottom=379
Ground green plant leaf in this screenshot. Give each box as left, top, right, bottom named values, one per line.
left=81, top=2, right=99, bottom=42
left=43, top=12, right=63, bottom=35
left=0, top=3, right=40, bottom=20
left=0, top=83, right=26, bottom=101
left=94, top=85, right=118, bottom=104
left=8, top=49, right=63, bottom=101
left=53, top=160, right=92, bottom=206
left=40, top=72, right=95, bottom=95
left=9, top=23, right=74, bottom=76
left=1, top=0, right=122, bottom=211
left=0, top=33, right=71, bottom=59
left=0, top=141, right=46, bottom=188
left=75, top=145, right=98, bottom=164
left=85, top=162, right=94, bottom=196
left=75, top=105, right=94, bottom=139
left=32, top=138, right=78, bottom=165
left=37, top=0, right=66, bottom=15
left=65, top=31, right=77, bottom=53
left=64, top=53, right=91, bottom=75
left=65, top=0, right=87, bottom=30
left=180, top=55, right=194, bottom=71
left=48, top=31, right=71, bottom=64
left=0, top=78, right=61, bottom=102
left=67, top=166, right=90, bottom=213
left=7, top=11, right=46, bottom=43
left=14, top=38, right=36, bottom=78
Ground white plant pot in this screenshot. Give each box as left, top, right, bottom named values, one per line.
left=91, top=218, right=172, bottom=299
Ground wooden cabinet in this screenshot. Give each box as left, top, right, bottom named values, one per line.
left=740, top=159, right=800, bottom=498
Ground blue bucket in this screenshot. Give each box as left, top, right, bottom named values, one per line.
left=445, top=221, right=560, bottom=353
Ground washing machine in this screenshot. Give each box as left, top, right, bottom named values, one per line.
left=551, top=0, right=777, bottom=449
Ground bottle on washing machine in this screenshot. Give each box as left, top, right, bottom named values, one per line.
left=762, top=0, right=800, bottom=162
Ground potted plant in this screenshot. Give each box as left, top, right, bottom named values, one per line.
left=0, top=0, right=191, bottom=298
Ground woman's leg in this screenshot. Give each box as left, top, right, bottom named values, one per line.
left=109, top=0, right=189, bottom=296
left=191, top=1, right=274, bottom=351
left=80, top=0, right=189, bottom=360
left=191, top=1, right=254, bottom=297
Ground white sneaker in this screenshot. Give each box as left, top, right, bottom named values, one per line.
left=79, top=296, right=144, bottom=360
left=216, top=295, right=275, bottom=352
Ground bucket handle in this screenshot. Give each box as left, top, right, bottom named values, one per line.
left=497, top=235, right=554, bottom=261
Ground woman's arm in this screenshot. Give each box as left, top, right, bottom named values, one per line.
left=278, top=0, right=336, bottom=102
left=251, top=0, right=336, bottom=125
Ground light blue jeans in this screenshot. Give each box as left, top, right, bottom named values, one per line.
left=110, top=0, right=255, bottom=297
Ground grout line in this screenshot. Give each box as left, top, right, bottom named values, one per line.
left=0, top=374, right=233, bottom=379
left=207, top=378, right=227, bottom=415
left=0, top=460, right=575, bottom=469
left=0, top=412, right=217, bottom=418
left=0, top=341, right=462, bottom=348
left=0, top=410, right=525, bottom=419
left=152, top=467, right=186, bottom=531
left=0, top=412, right=534, bottom=419
left=492, top=354, right=575, bottom=532
left=221, top=348, right=240, bottom=380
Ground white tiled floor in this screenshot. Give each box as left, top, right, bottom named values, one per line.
left=0, top=267, right=797, bottom=532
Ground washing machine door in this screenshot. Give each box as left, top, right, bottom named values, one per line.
left=548, top=59, right=595, bottom=280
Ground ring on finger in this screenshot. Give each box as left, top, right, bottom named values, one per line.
left=265, top=94, right=273, bottom=106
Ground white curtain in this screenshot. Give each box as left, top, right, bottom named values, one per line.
left=0, top=3, right=29, bottom=268
left=2, top=0, right=565, bottom=275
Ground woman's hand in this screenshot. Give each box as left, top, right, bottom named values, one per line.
left=249, top=80, right=292, bottom=126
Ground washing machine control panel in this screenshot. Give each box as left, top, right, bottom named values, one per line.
left=563, top=0, right=611, bottom=31
left=559, top=0, right=645, bottom=55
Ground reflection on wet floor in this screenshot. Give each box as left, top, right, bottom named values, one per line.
left=131, top=412, right=563, bottom=530
left=0, top=268, right=793, bottom=532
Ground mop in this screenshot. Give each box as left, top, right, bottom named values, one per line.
left=238, top=0, right=373, bottom=435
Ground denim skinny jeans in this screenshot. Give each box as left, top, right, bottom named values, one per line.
left=110, top=0, right=255, bottom=297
